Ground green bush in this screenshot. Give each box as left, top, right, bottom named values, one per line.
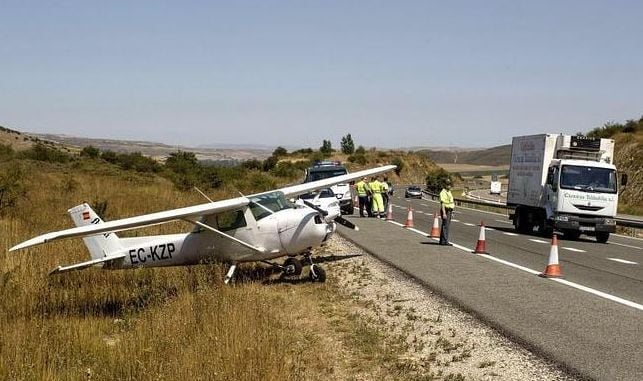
left=0, top=164, right=26, bottom=215
left=0, top=144, right=14, bottom=162
left=391, top=157, right=405, bottom=176
left=18, top=143, right=71, bottom=163
left=425, top=168, right=452, bottom=193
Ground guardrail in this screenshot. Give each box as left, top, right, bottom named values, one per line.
left=422, top=191, right=643, bottom=232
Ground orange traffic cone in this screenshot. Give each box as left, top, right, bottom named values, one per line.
left=540, top=234, right=562, bottom=278
left=385, top=203, right=394, bottom=221
left=429, top=213, right=440, bottom=238
left=473, top=221, right=487, bottom=254
left=404, top=206, right=414, bottom=228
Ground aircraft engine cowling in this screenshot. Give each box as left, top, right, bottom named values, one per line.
left=278, top=208, right=335, bottom=254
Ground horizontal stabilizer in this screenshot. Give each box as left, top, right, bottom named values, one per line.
left=49, top=253, right=127, bottom=275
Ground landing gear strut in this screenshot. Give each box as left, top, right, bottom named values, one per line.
left=224, top=263, right=237, bottom=284
left=304, top=253, right=326, bottom=283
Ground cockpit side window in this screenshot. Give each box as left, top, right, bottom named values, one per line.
left=216, top=209, right=247, bottom=232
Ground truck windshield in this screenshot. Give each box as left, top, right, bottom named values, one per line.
left=560, top=165, right=617, bottom=194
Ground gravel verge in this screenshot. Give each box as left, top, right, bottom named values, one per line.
left=319, top=235, right=580, bottom=381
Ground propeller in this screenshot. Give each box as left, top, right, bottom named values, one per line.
left=301, top=200, right=359, bottom=231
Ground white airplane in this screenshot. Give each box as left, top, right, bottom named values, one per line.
left=10, top=165, right=396, bottom=283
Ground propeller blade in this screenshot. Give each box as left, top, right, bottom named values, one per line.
left=302, top=200, right=329, bottom=216
left=335, top=216, right=359, bottom=231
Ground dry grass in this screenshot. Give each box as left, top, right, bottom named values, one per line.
left=0, top=161, right=346, bottom=380
left=2, top=159, right=438, bottom=380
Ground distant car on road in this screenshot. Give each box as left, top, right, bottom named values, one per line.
left=404, top=186, right=423, bottom=199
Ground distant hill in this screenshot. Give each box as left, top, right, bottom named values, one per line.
left=418, top=144, right=511, bottom=166
left=29, top=133, right=272, bottom=162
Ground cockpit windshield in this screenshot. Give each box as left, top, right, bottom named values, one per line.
left=560, top=165, right=617, bottom=194
left=249, top=191, right=294, bottom=220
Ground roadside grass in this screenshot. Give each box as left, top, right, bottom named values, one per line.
left=0, top=161, right=393, bottom=380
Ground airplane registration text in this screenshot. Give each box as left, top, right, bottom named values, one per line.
left=129, top=243, right=176, bottom=265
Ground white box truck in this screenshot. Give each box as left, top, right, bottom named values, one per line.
left=507, top=134, right=626, bottom=243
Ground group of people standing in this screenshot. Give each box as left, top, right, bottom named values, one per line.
left=355, top=176, right=455, bottom=247
left=355, top=176, right=392, bottom=218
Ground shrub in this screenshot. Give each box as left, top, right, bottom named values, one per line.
left=391, top=157, right=405, bottom=176
left=0, top=144, right=14, bottom=162
left=425, top=168, right=452, bottom=193
left=18, top=143, right=71, bottom=163
left=80, top=145, right=101, bottom=159
left=0, top=164, right=26, bottom=215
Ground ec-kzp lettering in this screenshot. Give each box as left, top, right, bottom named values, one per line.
left=129, top=243, right=175, bottom=265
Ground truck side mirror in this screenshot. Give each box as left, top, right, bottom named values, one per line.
left=621, top=173, right=628, bottom=188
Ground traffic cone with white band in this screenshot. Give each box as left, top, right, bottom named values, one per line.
left=385, top=203, right=394, bottom=221
left=429, top=213, right=440, bottom=238
left=540, top=234, right=562, bottom=278
left=473, top=221, right=488, bottom=254
left=404, top=206, right=414, bottom=228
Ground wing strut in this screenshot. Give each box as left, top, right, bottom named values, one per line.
left=185, top=219, right=278, bottom=254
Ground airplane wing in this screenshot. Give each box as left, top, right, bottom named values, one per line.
left=10, top=165, right=396, bottom=252
left=49, top=253, right=127, bottom=275
left=10, top=197, right=250, bottom=251
left=278, top=165, right=396, bottom=198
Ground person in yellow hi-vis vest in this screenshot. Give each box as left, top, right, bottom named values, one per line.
left=439, top=179, right=455, bottom=245
left=355, top=177, right=372, bottom=217
left=369, top=176, right=385, bottom=218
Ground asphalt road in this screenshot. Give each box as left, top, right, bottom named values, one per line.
left=338, top=193, right=643, bottom=381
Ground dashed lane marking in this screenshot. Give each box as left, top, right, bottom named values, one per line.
left=503, top=232, right=518, bottom=236
left=561, top=247, right=586, bottom=253
left=495, top=219, right=512, bottom=224
left=383, top=219, right=643, bottom=312
left=607, top=258, right=639, bottom=265
left=451, top=219, right=460, bottom=222
left=529, top=239, right=549, bottom=244
left=610, top=242, right=643, bottom=250
left=463, top=222, right=475, bottom=227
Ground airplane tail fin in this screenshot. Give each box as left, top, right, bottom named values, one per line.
left=68, top=203, right=123, bottom=260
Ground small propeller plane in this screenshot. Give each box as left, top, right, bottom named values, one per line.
left=10, top=165, right=395, bottom=283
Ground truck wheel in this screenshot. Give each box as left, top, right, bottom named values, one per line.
left=596, top=232, right=610, bottom=244
left=514, top=210, right=530, bottom=234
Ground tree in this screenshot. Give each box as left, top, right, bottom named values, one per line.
left=320, top=139, right=333, bottom=156
left=272, top=146, right=288, bottom=157
left=425, top=168, right=452, bottom=193
left=355, top=145, right=366, bottom=155
left=80, top=145, right=100, bottom=159
left=340, top=134, right=355, bottom=154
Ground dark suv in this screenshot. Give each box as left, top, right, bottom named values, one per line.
left=304, top=161, right=354, bottom=214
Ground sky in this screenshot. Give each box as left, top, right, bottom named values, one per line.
left=1, top=1, right=642, bottom=149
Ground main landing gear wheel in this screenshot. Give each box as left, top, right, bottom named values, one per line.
left=309, top=264, right=326, bottom=283
left=283, top=257, right=303, bottom=276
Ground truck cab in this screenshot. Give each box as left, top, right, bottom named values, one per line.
left=544, top=159, right=618, bottom=242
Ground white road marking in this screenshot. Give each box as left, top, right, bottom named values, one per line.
left=607, top=258, right=638, bottom=265
left=551, top=278, right=643, bottom=311
left=503, top=232, right=518, bottom=236
left=561, top=247, right=586, bottom=253
left=609, top=242, right=642, bottom=250
left=529, top=239, right=549, bottom=244
left=451, top=219, right=460, bottom=222
left=495, top=219, right=512, bottom=224
left=385, top=218, right=643, bottom=311
left=485, top=227, right=495, bottom=231
left=463, top=222, right=475, bottom=227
